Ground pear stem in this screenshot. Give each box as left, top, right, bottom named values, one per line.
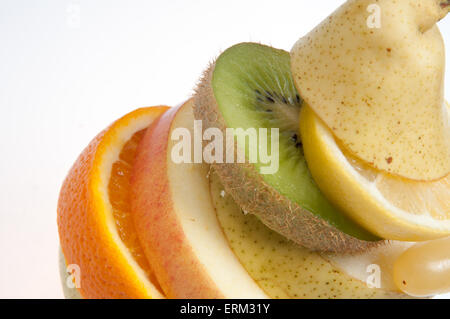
left=419, top=1, right=450, bottom=32
left=438, top=1, right=450, bottom=22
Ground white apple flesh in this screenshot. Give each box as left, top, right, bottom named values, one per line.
left=130, top=100, right=268, bottom=299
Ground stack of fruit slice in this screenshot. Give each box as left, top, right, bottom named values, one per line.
left=58, top=0, right=450, bottom=299
left=58, top=100, right=413, bottom=299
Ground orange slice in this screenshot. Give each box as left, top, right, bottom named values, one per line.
left=58, top=106, right=168, bottom=299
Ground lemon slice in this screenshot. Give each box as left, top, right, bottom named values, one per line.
left=299, top=105, right=450, bottom=241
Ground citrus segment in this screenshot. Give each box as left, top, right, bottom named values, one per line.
left=109, top=129, right=160, bottom=287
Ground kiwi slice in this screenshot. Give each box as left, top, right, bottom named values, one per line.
left=194, top=43, right=380, bottom=253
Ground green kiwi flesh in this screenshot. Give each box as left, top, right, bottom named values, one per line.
left=194, top=43, right=380, bottom=253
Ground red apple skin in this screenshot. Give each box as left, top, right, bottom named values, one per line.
left=131, top=102, right=223, bottom=299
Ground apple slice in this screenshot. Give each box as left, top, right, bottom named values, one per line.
left=131, top=100, right=268, bottom=299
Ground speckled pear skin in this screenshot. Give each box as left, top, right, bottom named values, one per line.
left=292, top=0, right=450, bottom=181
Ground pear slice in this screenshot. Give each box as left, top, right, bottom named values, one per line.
left=291, top=0, right=450, bottom=181
left=210, top=171, right=413, bottom=299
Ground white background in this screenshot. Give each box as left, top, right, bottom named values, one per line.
left=0, top=0, right=448, bottom=299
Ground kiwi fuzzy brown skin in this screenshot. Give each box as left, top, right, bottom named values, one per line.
left=194, top=61, right=383, bottom=254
